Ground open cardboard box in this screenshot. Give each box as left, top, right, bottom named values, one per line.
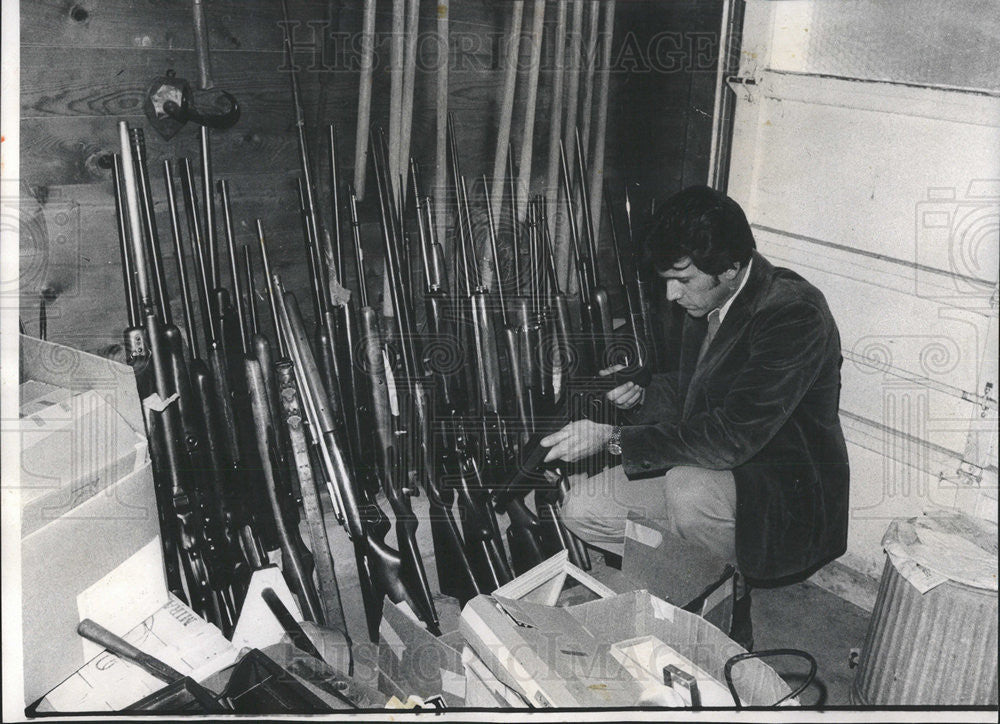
left=18, top=335, right=168, bottom=705
left=377, top=593, right=466, bottom=707
left=460, top=552, right=793, bottom=708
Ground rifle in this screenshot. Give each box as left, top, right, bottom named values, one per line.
left=133, top=128, right=241, bottom=629
left=557, top=140, right=598, bottom=378
left=625, top=183, right=660, bottom=373
left=280, top=20, right=348, bottom=444
left=112, top=155, right=151, bottom=376
left=245, top=246, right=286, bottom=478
left=370, top=132, right=440, bottom=631
left=274, top=359, right=351, bottom=638
left=112, top=152, right=173, bottom=583
left=216, top=179, right=283, bottom=552
left=408, top=166, right=480, bottom=605
left=534, top=195, right=592, bottom=569
left=164, top=160, right=257, bottom=601
left=482, top=176, right=532, bottom=443
left=179, top=160, right=239, bottom=465
left=445, top=117, right=515, bottom=589
left=245, top=356, right=323, bottom=623
left=574, top=128, right=614, bottom=367
left=117, top=122, right=224, bottom=628
left=604, top=183, right=650, bottom=373
left=180, top=159, right=272, bottom=563
left=220, top=180, right=317, bottom=611
left=273, top=279, right=436, bottom=640
left=329, top=126, right=379, bottom=501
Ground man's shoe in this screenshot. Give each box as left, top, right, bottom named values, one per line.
left=730, top=591, right=754, bottom=651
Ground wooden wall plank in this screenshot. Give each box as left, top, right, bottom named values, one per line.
left=22, top=0, right=323, bottom=51
left=20, top=0, right=723, bottom=353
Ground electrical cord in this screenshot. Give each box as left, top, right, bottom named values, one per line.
left=723, top=648, right=818, bottom=708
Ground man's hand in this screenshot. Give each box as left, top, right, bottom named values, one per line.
left=540, top=420, right=614, bottom=464
left=600, top=364, right=645, bottom=410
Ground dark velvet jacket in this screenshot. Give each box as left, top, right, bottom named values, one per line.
left=620, top=252, right=849, bottom=581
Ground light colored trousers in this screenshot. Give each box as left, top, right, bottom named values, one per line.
left=561, top=465, right=737, bottom=561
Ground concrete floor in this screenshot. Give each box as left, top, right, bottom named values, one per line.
left=314, top=486, right=873, bottom=709
left=752, top=581, right=871, bottom=706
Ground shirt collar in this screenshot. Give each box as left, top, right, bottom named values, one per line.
left=715, top=258, right=753, bottom=324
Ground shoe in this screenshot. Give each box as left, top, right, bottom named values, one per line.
left=729, top=591, right=754, bottom=651
left=603, top=551, right=623, bottom=570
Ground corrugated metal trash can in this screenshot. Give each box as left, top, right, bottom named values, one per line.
left=851, top=512, right=998, bottom=705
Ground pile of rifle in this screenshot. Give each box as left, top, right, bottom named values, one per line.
left=110, top=51, right=653, bottom=651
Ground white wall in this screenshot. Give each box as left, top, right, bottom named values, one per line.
left=726, top=0, right=999, bottom=584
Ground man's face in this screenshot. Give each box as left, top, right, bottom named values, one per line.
left=658, top=257, right=735, bottom=318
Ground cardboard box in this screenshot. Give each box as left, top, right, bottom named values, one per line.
left=377, top=594, right=466, bottom=707
left=19, top=336, right=168, bottom=705
left=35, top=595, right=238, bottom=713
left=460, top=555, right=794, bottom=708
left=623, top=512, right=735, bottom=631
left=461, top=646, right=529, bottom=708
left=20, top=387, right=147, bottom=537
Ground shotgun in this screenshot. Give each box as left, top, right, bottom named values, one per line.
left=370, top=133, right=440, bottom=632
left=409, top=167, right=480, bottom=604
left=274, top=280, right=436, bottom=640
left=118, top=122, right=220, bottom=625
left=220, top=179, right=316, bottom=597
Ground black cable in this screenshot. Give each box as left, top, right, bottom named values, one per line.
left=723, top=648, right=818, bottom=709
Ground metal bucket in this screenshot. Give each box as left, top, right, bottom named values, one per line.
left=851, top=553, right=998, bottom=705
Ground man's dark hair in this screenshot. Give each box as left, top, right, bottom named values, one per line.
left=644, top=186, right=755, bottom=275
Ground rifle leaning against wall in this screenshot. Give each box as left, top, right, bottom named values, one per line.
left=115, top=122, right=233, bottom=632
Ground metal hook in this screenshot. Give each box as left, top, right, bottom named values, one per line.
left=143, top=69, right=241, bottom=139
left=163, top=91, right=241, bottom=130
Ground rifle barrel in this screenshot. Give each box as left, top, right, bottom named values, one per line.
left=328, top=123, right=345, bottom=282
left=243, top=245, right=259, bottom=338
left=347, top=187, right=369, bottom=307
left=129, top=128, right=171, bottom=322
left=180, top=158, right=219, bottom=344
left=256, top=220, right=287, bottom=357
left=200, top=127, right=218, bottom=288
left=482, top=175, right=509, bottom=326
left=558, top=140, right=590, bottom=304
left=112, top=154, right=140, bottom=329
left=163, top=160, right=201, bottom=359
left=218, top=179, right=249, bottom=354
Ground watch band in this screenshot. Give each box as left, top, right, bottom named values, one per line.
left=607, top=424, right=623, bottom=456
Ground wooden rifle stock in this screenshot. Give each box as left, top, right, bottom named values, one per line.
left=277, top=283, right=434, bottom=640
left=245, top=357, right=323, bottom=623
left=372, top=145, right=441, bottom=629
left=275, top=360, right=350, bottom=634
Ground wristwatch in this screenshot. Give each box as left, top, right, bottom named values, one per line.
left=607, top=424, right=624, bottom=456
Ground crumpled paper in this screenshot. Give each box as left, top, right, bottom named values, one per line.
left=882, top=512, right=998, bottom=594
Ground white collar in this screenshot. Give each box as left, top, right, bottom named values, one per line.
left=715, top=258, right=753, bottom=324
